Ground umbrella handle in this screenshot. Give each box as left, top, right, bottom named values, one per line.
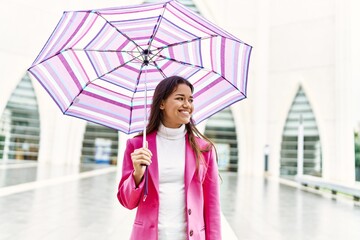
left=142, top=127, right=148, bottom=201
left=143, top=166, right=148, bottom=201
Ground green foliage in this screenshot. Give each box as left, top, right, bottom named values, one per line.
left=355, top=132, right=360, bottom=167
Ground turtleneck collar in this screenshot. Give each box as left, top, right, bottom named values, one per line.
left=157, top=122, right=186, bottom=140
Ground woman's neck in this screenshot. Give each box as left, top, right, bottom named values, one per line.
left=158, top=122, right=186, bottom=140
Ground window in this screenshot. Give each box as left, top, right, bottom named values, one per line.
left=280, top=87, right=322, bottom=178
left=0, top=74, right=40, bottom=161
left=80, top=122, right=119, bottom=165
left=205, top=108, right=238, bottom=171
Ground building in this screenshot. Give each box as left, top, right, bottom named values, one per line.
left=1, top=0, right=360, bottom=184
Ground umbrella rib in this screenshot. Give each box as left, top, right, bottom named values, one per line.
left=63, top=53, right=142, bottom=114
left=72, top=49, right=142, bottom=53
left=144, top=1, right=169, bottom=54
left=169, top=1, right=251, bottom=48
left=157, top=54, right=206, bottom=70
left=71, top=48, right=145, bottom=62
left=28, top=51, right=65, bottom=69
left=154, top=35, right=250, bottom=96
left=152, top=61, right=167, bottom=79
left=156, top=35, right=214, bottom=50
left=157, top=55, right=245, bottom=95
left=95, top=55, right=141, bottom=81
left=155, top=35, right=250, bottom=53
left=28, top=48, right=142, bottom=72
left=93, top=11, right=145, bottom=53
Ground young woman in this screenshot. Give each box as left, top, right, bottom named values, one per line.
left=117, top=76, right=221, bottom=240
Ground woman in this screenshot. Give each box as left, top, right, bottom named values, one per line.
left=117, top=76, right=221, bottom=240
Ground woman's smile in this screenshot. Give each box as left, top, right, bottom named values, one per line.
left=160, top=84, right=194, bottom=128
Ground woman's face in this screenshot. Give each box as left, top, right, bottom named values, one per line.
left=160, top=84, right=194, bottom=128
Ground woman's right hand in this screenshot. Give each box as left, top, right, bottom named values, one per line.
left=131, top=142, right=152, bottom=186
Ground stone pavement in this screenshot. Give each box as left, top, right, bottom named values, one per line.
left=220, top=172, right=360, bottom=240
left=0, top=162, right=236, bottom=240
left=1, top=161, right=360, bottom=239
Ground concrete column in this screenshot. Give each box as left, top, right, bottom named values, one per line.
left=244, top=0, right=269, bottom=176
left=332, top=0, right=356, bottom=183
left=116, top=132, right=135, bottom=180
left=37, top=112, right=80, bottom=165
left=350, top=1, right=360, bottom=125
left=66, top=119, right=86, bottom=165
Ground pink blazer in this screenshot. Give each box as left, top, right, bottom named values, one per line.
left=117, top=131, right=221, bottom=240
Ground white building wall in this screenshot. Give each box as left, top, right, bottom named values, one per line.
left=332, top=0, right=357, bottom=183
left=267, top=1, right=336, bottom=179
left=201, top=0, right=359, bottom=183
left=1, top=0, right=360, bottom=184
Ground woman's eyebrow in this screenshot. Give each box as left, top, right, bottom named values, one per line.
left=175, top=93, right=193, bottom=98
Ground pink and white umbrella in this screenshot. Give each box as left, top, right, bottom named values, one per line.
left=28, top=0, right=252, bottom=135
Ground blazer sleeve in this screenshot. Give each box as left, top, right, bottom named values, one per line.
left=117, top=138, right=145, bottom=210
left=203, top=146, right=222, bottom=240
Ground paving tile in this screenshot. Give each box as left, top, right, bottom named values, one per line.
left=219, top=172, right=360, bottom=240
left=1, top=163, right=360, bottom=240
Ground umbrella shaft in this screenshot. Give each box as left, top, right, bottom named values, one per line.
left=143, top=67, right=148, bottom=148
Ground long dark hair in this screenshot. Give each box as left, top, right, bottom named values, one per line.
left=145, top=75, right=214, bottom=168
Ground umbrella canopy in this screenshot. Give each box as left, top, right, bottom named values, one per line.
left=28, top=0, right=252, bottom=134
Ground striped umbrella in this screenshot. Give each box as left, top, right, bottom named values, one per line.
left=28, top=0, right=252, bottom=135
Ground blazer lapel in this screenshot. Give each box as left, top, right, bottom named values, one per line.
left=146, top=131, right=159, bottom=195
left=185, top=135, right=196, bottom=194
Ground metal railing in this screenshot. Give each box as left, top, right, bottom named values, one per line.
left=296, top=175, right=360, bottom=201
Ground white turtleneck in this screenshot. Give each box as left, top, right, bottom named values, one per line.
left=157, top=123, right=186, bottom=240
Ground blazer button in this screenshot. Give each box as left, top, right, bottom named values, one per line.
left=188, top=209, right=192, bottom=215
left=189, top=230, right=194, bottom=236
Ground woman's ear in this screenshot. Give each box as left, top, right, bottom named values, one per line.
left=160, top=101, right=165, bottom=110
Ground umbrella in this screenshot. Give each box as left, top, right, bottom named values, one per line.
left=28, top=0, right=252, bottom=199
left=28, top=0, right=252, bottom=135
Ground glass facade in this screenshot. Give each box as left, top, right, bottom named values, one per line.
left=80, top=122, right=119, bottom=165
left=205, top=108, right=238, bottom=172
left=0, top=74, right=40, bottom=161
left=280, top=87, right=322, bottom=178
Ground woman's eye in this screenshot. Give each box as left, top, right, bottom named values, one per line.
left=175, top=97, right=193, bottom=103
